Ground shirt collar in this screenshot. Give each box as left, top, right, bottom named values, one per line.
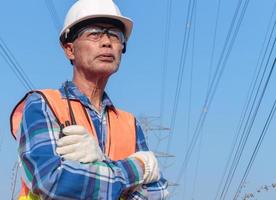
left=59, top=81, right=117, bottom=113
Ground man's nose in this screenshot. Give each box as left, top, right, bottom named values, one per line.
left=100, top=33, right=112, bottom=48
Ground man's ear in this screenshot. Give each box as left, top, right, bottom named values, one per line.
left=63, top=43, right=75, bottom=60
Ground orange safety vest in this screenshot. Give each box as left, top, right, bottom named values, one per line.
left=10, top=89, right=137, bottom=200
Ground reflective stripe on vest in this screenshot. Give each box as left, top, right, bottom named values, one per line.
left=10, top=89, right=136, bottom=199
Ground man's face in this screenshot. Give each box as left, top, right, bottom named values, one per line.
left=64, top=23, right=125, bottom=78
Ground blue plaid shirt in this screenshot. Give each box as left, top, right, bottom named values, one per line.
left=17, top=81, right=168, bottom=199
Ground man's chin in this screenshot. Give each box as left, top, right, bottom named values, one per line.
left=91, top=67, right=119, bottom=76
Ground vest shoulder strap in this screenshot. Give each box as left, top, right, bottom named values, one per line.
left=10, top=89, right=94, bottom=139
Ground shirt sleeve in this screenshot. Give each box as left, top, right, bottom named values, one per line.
left=18, top=92, right=144, bottom=200
left=124, top=120, right=169, bottom=199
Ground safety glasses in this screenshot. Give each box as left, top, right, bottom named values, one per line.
left=77, top=26, right=125, bottom=44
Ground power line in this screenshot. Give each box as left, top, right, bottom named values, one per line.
left=182, top=0, right=198, bottom=198
left=0, top=36, right=34, bottom=90
left=44, top=0, right=62, bottom=32
left=215, top=5, right=276, bottom=199
left=206, top=0, right=222, bottom=98
left=218, top=18, right=276, bottom=200
left=159, top=0, right=173, bottom=127
left=164, top=0, right=196, bottom=168
left=233, top=63, right=276, bottom=199
left=215, top=12, right=273, bottom=199
left=174, top=0, right=251, bottom=191
left=187, top=0, right=221, bottom=197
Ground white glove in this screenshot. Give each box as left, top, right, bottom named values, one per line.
left=56, top=125, right=104, bottom=163
left=129, top=151, right=160, bottom=184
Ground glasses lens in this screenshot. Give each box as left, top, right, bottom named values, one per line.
left=79, top=28, right=102, bottom=40
left=78, top=27, right=125, bottom=43
left=107, top=29, right=125, bottom=43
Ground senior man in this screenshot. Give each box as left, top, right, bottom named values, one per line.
left=10, top=0, right=168, bottom=199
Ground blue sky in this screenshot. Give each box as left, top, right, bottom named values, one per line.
left=1, top=0, right=276, bottom=199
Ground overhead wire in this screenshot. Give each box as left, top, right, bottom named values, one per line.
left=204, top=0, right=249, bottom=106
left=215, top=5, right=276, bottom=199
left=189, top=0, right=221, bottom=198
left=44, top=0, right=62, bottom=32
left=190, top=123, right=204, bottom=200
left=206, top=0, right=222, bottom=98
left=164, top=0, right=196, bottom=169
left=1, top=14, right=37, bottom=200
left=2, top=2, right=46, bottom=198
left=223, top=53, right=276, bottom=200
left=233, top=58, right=276, bottom=199
left=180, top=0, right=221, bottom=196
left=218, top=17, right=276, bottom=200
left=0, top=36, right=34, bottom=90
left=173, top=0, right=251, bottom=191
left=186, top=0, right=197, bottom=159
left=7, top=1, right=61, bottom=197
left=154, top=0, right=173, bottom=156
left=181, top=0, right=197, bottom=197
left=159, top=0, right=172, bottom=127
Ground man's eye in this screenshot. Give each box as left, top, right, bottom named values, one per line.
left=109, top=32, right=119, bottom=38
left=88, top=31, right=101, bottom=36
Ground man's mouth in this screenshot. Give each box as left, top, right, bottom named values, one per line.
left=97, top=53, right=115, bottom=62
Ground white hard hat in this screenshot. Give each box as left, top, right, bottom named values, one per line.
left=60, top=0, right=133, bottom=44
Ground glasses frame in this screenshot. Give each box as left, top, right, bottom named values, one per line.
left=77, top=26, right=126, bottom=44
